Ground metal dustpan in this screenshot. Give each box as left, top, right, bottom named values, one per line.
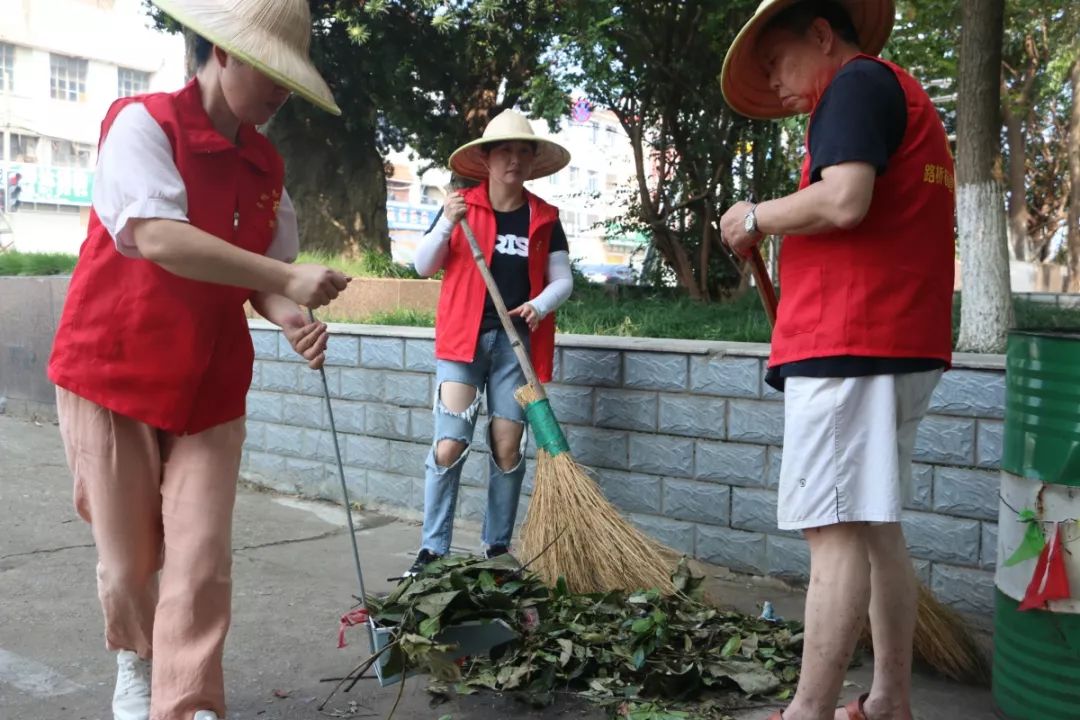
left=309, top=310, right=518, bottom=687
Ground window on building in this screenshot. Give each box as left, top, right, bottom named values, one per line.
left=0, top=43, right=14, bottom=94
left=549, top=171, right=559, bottom=186
left=10, top=134, right=39, bottom=163
left=587, top=171, right=599, bottom=194
left=590, top=121, right=599, bottom=144
left=117, top=68, right=150, bottom=98
left=562, top=211, right=578, bottom=236
left=569, top=166, right=580, bottom=186
left=51, top=139, right=93, bottom=168
left=605, top=126, right=618, bottom=147
left=50, top=54, right=88, bottom=102
left=605, top=173, right=617, bottom=191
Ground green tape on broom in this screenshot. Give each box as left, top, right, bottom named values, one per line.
left=525, top=399, right=570, bottom=457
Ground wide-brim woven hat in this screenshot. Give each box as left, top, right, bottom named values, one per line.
left=721, top=0, right=895, bottom=119
left=449, top=110, right=571, bottom=181
left=152, top=0, right=340, bottom=115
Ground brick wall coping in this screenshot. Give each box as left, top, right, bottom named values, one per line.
left=250, top=319, right=1005, bottom=371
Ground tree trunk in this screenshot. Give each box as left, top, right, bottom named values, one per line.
left=267, top=105, right=390, bottom=256
left=1002, top=100, right=1029, bottom=261
left=1069, top=60, right=1080, bottom=291
left=957, top=0, right=1013, bottom=353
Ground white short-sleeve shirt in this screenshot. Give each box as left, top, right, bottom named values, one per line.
left=92, top=103, right=299, bottom=262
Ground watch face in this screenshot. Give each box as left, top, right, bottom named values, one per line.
left=744, top=213, right=755, bottom=233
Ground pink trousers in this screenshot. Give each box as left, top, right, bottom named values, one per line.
left=57, top=387, right=245, bottom=720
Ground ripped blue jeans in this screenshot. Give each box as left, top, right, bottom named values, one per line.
left=420, top=328, right=529, bottom=556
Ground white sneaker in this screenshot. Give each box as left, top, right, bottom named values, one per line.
left=193, top=712, right=221, bottom=720
left=112, top=650, right=151, bottom=720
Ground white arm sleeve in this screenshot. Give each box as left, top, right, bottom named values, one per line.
left=413, top=212, right=455, bottom=277
left=528, top=250, right=573, bottom=318
left=265, top=188, right=299, bottom=262
left=92, top=103, right=189, bottom=258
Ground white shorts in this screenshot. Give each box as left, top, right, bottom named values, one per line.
left=777, top=370, right=943, bottom=530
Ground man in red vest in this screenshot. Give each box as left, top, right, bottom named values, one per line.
left=719, top=2, right=954, bottom=719
left=47, top=2, right=347, bottom=719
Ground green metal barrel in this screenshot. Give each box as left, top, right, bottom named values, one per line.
left=1002, top=330, right=1080, bottom=486
left=994, top=329, right=1080, bottom=720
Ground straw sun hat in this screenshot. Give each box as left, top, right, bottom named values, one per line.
left=449, top=110, right=571, bottom=181
left=721, top=0, right=895, bottom=119
left=152, top=0, right=340, bottom=115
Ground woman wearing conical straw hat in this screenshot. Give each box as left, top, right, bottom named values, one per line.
left=404, top=110, right=573, bottom=577
left=47, top=2, right=347, bottom=718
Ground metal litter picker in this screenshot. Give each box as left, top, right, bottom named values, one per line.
left=307, top=310, right=516, bottom=690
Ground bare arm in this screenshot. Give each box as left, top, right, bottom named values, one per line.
left=131, top=218, right=348, bottom=308
left=756, top=162, right=877, bottom=234
left=720, top=161, right=877, bottom=256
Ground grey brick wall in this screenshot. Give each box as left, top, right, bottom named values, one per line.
left=242, top=325, right=1006, bottom=616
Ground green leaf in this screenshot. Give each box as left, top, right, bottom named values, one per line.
left=632, top=646, right=647, bottom=670
left=720, top=635, right=742, bottom=658
left=631, top=617, right=655, bottom=634
left=415, top=591, right=461, bottom=619
left=557, top=638, right=574, bottom=667
left=419, top=616, right=441, bottom=638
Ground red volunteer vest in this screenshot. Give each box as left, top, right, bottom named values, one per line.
left=434, top=182, right=559, bottom=382
left=48, top=79, right=284, bottom=434
left=769, top=56, right=955, bottom=368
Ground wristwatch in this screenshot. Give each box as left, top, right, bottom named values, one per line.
left=743, top=204, right=759, bottom=235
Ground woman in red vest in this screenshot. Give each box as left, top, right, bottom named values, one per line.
left=719, top=2, right=954, bottom=720
left=47, top=2, right=346, bottom=719
left=405, top=110, right=573, bottom=576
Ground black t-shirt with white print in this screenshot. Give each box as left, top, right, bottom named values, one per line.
left=428, top=204, right=568, bottom=333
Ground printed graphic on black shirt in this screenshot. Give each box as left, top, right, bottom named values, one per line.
left=481, top=203, right=568, bottom=332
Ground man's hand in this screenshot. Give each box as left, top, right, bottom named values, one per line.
left=509, top=302, right=541, bottom=331
left=283, top=264, right=350, bottom=309
left=282, top=315, right=329, bottom=370
left=719, top=201, right=762, bottom=258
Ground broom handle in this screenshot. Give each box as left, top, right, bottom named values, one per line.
left=749, top=246, right=778, bottom=327
left=458, top=218, right=547, bottom=399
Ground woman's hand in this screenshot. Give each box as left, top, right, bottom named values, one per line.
left=444, top=191, right=466, bottom=224
left=282, top=315, right=329, bottom=370
left=509, top=302, right=541, bottom=331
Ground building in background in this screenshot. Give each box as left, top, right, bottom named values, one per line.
left=1, top=0, right=184, bottom=252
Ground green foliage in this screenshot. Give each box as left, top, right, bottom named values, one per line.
left=362, top=555, right=804, bottom=718
left=296, top=251, right=422, bottom=279
left=528, top=0, right=799, bottom=301
left=0, top=251, right=78, bottom=276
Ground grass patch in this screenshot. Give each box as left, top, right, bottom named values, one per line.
left=296, top=250, right=424, bottom=279
left=356, top=283, right=1080, bottom=345
left=0, top=251, right=78, bottom=276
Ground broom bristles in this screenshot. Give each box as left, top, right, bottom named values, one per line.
left=517, top=383, right=989, bottom=683
left=516, top=384, right=676, bottom=595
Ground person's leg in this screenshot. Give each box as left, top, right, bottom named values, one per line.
left=481, top=330, right=529, bottom=551
left=418, top=347, right=489, bottom=557
left=57, top=387, right=163, bottom=654
left=859, top=523, right=916, bottom=720
left=57, top=387, right=162, bottom=717
left=859, top=369, right=941, bottom=720
left=150, top=417, right=244, bottom=719
left=780, top=524, right=871, bottom=720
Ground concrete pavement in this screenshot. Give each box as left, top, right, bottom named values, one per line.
left=0, top=415, right=996, bottom=719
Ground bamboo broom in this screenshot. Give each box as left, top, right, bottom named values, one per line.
left=747, top=247, right=989, bottom=684
left=458, top=218, right=676, bottom=595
